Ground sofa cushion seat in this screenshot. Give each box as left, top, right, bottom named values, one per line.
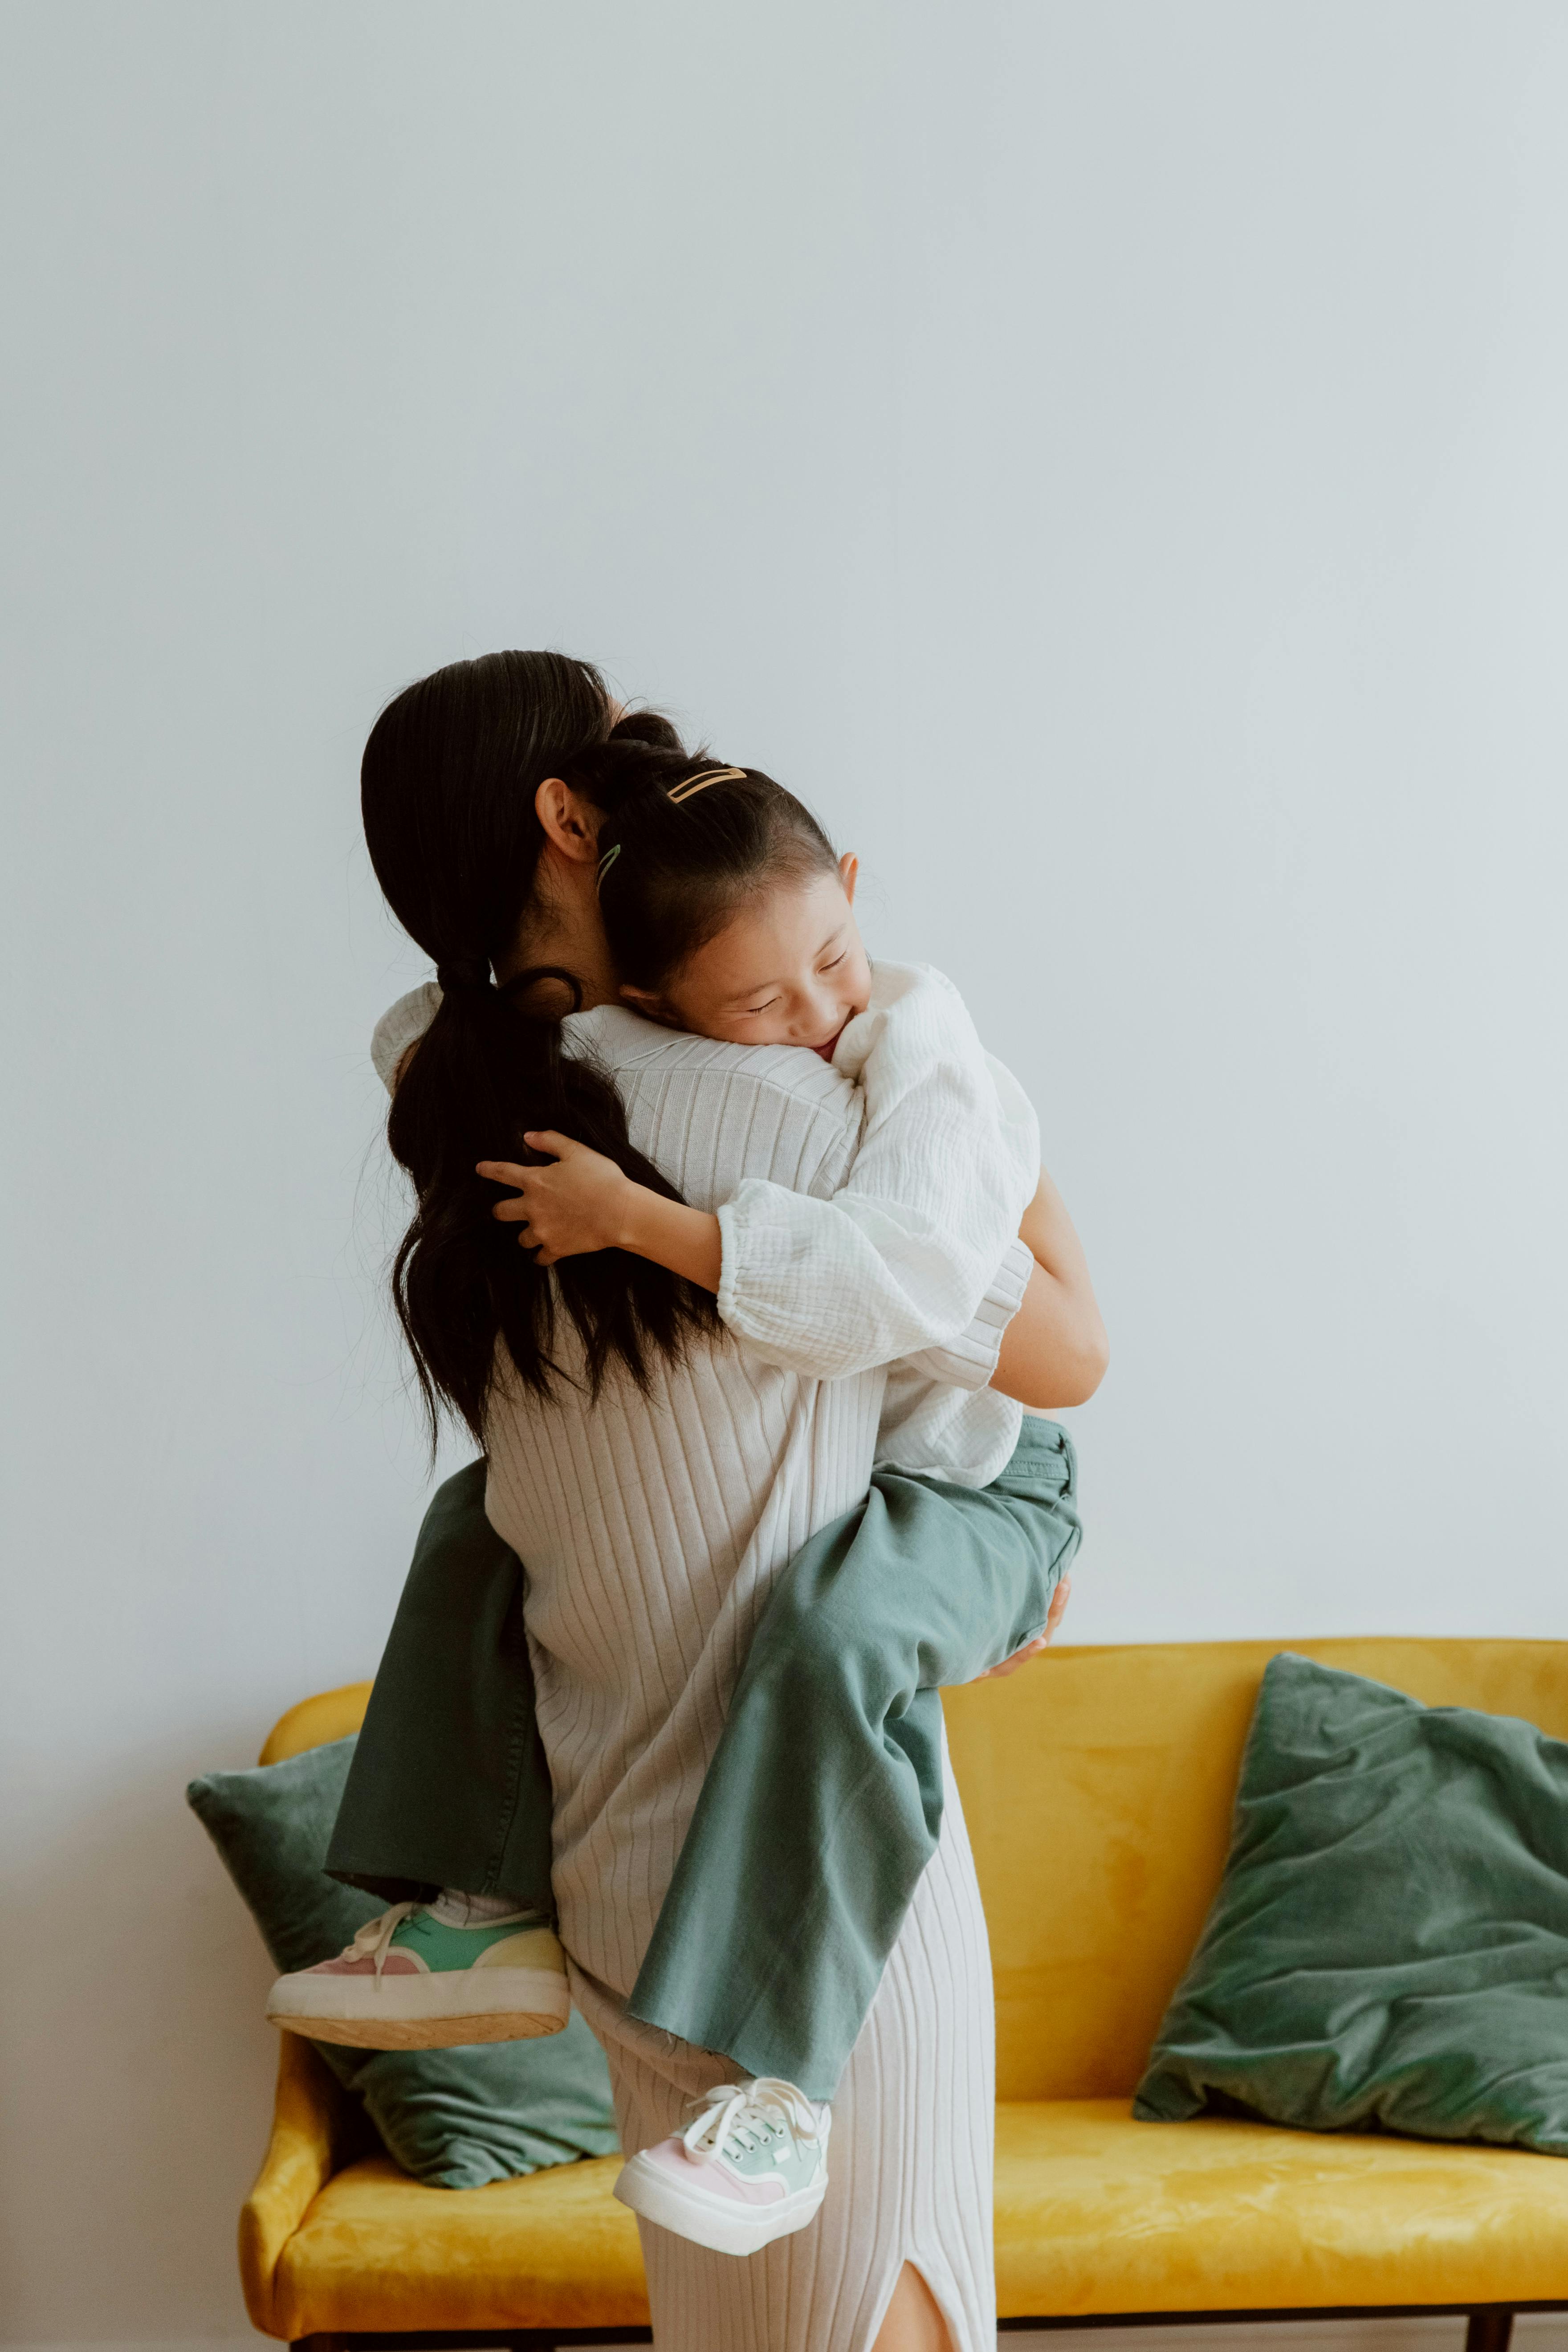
left=274, top=2151, right=648, bottom=2340
left=995, top=2101, right=1568, bottom=2318
left=270, top=2096, right=1568, bottom=2340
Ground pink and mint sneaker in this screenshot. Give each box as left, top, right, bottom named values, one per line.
left=266, top=1902, right=570, bottom=2050
left=614, top=2077, right=831, bottom=2256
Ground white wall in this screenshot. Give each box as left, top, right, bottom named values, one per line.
left=4, top=1, right=1567, bottom=2340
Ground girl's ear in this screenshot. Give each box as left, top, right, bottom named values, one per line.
left=618, top=983, right=680, bottom=1028
left=536, top=777, right=599, bottom=864
left=838, top=851, right=859, bottom=904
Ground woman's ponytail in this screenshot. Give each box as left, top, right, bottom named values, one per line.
left=362, top=652, right=715, bottom=1448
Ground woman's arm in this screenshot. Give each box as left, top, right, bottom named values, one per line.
left=990, top=1167, right=1109, bottom=1409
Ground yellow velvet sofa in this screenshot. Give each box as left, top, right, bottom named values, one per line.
left=240, top=1640, right=1568, bottom=2351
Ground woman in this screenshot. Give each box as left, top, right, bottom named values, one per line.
left=358, top=650, right=1104, bottom=2352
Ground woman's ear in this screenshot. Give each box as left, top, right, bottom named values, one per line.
left=618, top=983, right=680, bottom=1029
left=838, top=851, right=859, bottom=904
left=536, top=777, right=600, bottom=864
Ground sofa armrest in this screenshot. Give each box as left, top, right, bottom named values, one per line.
left=239, top=2035, right=351, bottom=2338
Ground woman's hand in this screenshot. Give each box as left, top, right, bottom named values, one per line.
left=478, top=1133, right=636, bottom=1266
left=976, top=1574, right=1072, bottom=1680
left=479, top=1133, right=725, bottom=1291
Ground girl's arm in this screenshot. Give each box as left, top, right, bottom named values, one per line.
left=478, top=1145, right=1109, bottom=1410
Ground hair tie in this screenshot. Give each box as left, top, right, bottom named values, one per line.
left=437, top=958, right=492, bottom=993
left=499, top=964, right=585, bottom=1016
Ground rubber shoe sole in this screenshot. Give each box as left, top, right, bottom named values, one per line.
left=267, top=1965, right=570, bottom=2050
left=613, top=2148, right=827, bottom=2257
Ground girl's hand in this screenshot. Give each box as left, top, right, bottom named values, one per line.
left=478, top=1132, right=634, bottom=1266
left=977, top=1575, right=1073, bottom=1681
left=483, top=1140, right=725, bottom=1294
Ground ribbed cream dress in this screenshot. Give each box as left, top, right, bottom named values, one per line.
left=377, top=971, right=1035, bottom=2352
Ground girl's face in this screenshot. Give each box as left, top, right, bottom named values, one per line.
left=622, top=855, right=872, bottom=1059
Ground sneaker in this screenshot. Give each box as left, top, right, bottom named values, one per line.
left=614, top=2077, right=831, bottom=2256
left=266, top=1901, right=570, bottom=2050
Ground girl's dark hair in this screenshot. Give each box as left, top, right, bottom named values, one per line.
left=361, top=649, right=718, bottom=1445
left=560, top=738, right=839, bottom=993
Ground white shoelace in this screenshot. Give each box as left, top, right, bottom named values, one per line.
left=343, top=1900, right=419, bottom=1978
left=680, top=2077, right=826, bottom=2170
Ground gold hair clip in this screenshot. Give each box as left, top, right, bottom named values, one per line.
left=667, top=766, right=746, bottom=804
left=597, top=768, right=745, bottom=892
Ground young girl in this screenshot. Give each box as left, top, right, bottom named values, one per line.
left=481, top=746, right=1076, bottom=1494
left=270, top=740, right=1102, bottom=2259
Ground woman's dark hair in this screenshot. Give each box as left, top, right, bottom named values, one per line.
left=560, top=738, right=839, bottom=994
left=361, top=649, right=718, bottom=1446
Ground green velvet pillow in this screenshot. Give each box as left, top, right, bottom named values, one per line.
left=1136, top=1651, right=1568, bottom=2153
left=188, top=1735, right=619, bottom=2189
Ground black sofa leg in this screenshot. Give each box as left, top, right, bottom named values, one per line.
left=1466, top=2311, right=1514, bottom=2352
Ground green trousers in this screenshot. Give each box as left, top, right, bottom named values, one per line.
left=328, top=1417, right=1079, bottom=2099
